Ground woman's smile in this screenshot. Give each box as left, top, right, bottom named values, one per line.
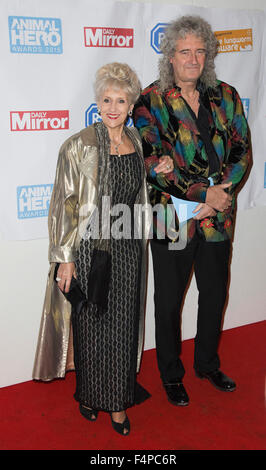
left=107, top=113, right=120, bottom=120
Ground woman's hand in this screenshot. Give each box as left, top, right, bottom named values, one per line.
left=193, top=203, right=217, bottom=220
left=56, top=262, right=76, bottom=293
left=154, top=155, right=174, bottom=174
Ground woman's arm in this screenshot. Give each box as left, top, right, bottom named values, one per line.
left=48, top=138, right=80, bottom=292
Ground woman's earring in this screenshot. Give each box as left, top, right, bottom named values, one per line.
left=98, top=108, right=101, bottom=116
left=128, top=110, right=132, bottom=117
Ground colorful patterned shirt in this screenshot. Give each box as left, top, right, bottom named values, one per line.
left=133, top=79, right=250, bottom=243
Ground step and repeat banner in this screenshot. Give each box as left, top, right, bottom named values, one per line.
left=1, top=0, right=266, bottom=240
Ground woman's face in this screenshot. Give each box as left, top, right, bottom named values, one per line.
left=98, top=87, right=133, bottom=130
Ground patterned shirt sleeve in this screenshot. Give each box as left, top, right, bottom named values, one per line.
left=219, top=86, right=250, bottom=194
left=133, top=89, right=208, bottom=203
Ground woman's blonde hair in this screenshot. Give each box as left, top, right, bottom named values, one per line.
left=94, top=62, right=141, bottom=104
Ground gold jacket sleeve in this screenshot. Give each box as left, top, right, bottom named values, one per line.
left=48, top=138, right=80, bottom=263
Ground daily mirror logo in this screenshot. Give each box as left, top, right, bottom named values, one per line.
left=17, top=184, right=53, bottom=219
left=10, top=110, right=69, bottom=131
left=84, top=27, right=134, bottom=48
left=8, top=16, right=63, bottom=54
left=214, top=28, right=253, bottom=53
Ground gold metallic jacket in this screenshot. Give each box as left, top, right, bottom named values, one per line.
left=32, top=124, right=151, bottom=381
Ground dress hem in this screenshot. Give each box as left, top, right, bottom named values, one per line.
left=73, top=381, right=151, bottom=412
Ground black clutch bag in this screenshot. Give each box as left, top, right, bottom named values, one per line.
left=87, top=248, right=111, bottom=311
left=54, top=263, right=87, bottom=315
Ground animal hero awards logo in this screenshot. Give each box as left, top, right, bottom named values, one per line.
left=8, top=16, right=63, bottom=54
left=214, top=28, right=253, bottom=53
left=85, top=103, right=133, bottom=127
left=10, top=110, right=69, bottom=131
left=17, top=184, right=53, bottom=219
left=84, top=27, right=134, bottom=48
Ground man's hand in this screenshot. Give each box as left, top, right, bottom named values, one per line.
left=206, top=182, right=232, bottom=212
left=193, top=203, right=217, bottom=220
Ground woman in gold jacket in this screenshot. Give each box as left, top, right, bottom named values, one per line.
left=32, top=62, right=173, bottom=436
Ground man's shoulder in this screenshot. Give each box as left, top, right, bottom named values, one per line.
left=140, top=80, right=161, bottom=97
left=214, top=79, right=238, bottom=97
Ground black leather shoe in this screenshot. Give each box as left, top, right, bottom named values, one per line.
left=195, top=369, right=236, bottom=392
left=163, top=382, right=189, bottom=406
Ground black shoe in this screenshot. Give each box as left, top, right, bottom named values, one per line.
left=109, top=412, right=130, bottom=436
left=79, top=404, right=99, bottom=421
left=195, top=369, right=236, bottom=392
left=163, top=382, right=189, bottom=406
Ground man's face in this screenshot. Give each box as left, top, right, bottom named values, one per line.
left=170, top=34, right=206, bottom=86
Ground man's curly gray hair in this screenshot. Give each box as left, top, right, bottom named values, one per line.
left=158, top=15, right=219, bottom=92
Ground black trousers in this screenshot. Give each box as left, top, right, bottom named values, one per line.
left=150, top=233, right=231, bottom=383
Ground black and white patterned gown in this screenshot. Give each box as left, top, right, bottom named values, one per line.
left=72, top=152, right=147, bottom=412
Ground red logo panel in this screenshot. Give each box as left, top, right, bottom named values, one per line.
left=84, top=27, right=134, bottom=48
left=10, top=110, right=69, bottom=131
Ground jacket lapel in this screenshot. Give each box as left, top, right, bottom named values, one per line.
left=165, top=91, right=201, bottom=168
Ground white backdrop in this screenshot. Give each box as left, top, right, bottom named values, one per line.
left=1, top=0, right=266, bottom=387
left=1, top=0, right=266, bottom=241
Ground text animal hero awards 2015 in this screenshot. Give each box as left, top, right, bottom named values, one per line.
left=17, top=184, right=53, bottom=219
left=84, top=27, right=134, bottom=47
left=8, top=16, right=63, bottom=54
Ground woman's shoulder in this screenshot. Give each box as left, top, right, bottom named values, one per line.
left=79, top=124, right=98, bottom=147
left=61, top=125, right=97, bottom=147
left=126, top=125, right=140, bottom=137
left=58, top=125, right=98, bottom=159
left=126, top=125, right=143, bottom=146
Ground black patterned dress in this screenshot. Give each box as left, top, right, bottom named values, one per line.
left=72, top=152, right=147, bottom=412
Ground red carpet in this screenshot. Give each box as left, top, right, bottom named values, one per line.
left=0, top=321, right=265, bottom=452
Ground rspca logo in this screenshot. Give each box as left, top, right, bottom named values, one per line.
left=241, top=98, right=250, bottom=120
left=10, top=110, right=69, bottom=131
left=8, top=16, right=63, bottom=54
left=85, top=104, right=102, bottom=126
left=85, top=103, right=133, bottom=127
left=17, top=184, right=53, bottom=219
left=150, top=23, right=168, bottom=54
left=84, top=27, right=133, bottom=48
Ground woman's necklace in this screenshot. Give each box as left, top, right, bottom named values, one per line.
left=110, top=133, right=125, bottom=157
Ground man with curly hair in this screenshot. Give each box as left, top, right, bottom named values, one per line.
left=133, top=15, right=250, bottom=406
